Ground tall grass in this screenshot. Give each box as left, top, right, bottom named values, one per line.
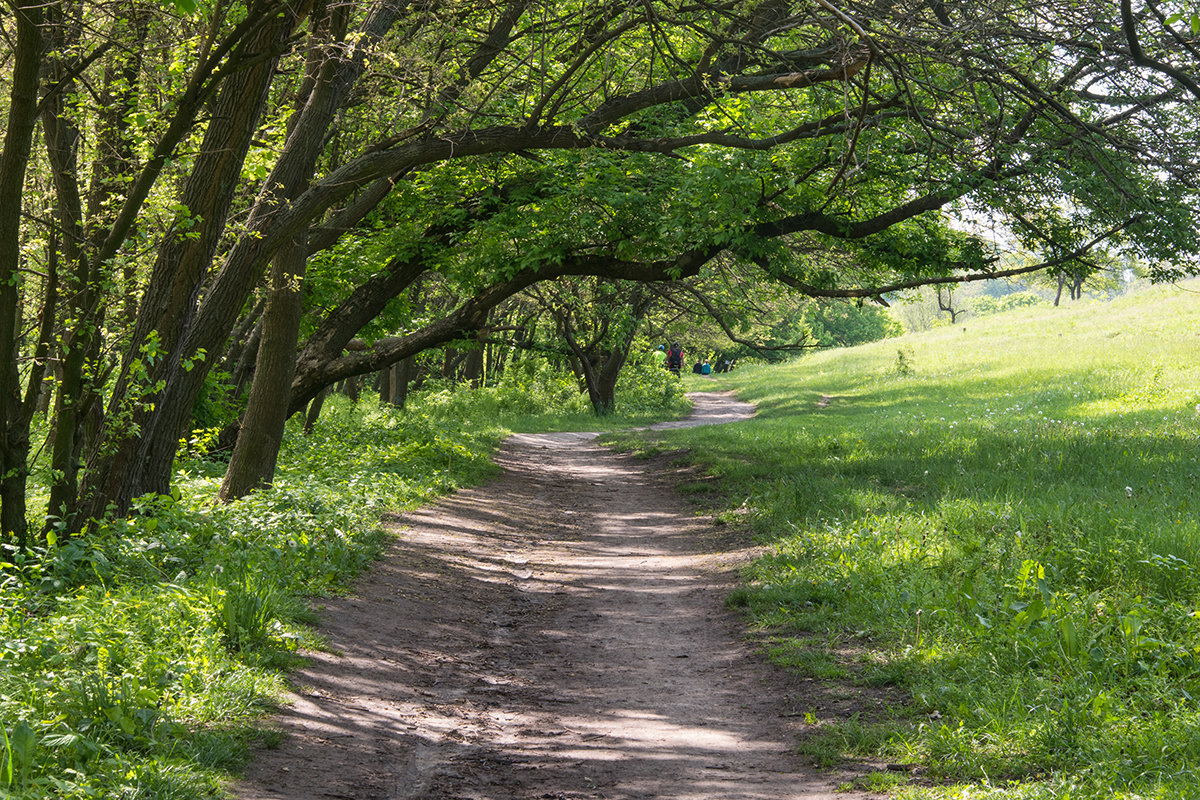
left=0, top=361, right=686, bottom=799
left=628, top=281, right=1200, bottom=798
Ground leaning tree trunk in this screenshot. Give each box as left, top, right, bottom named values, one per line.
left=78, top=8, right=301, bottom=523
left=219, top=237, right=307, bottom=501
left=303, top=387, right=328, bottom=435
left=106, top=3, right=406, bottom=512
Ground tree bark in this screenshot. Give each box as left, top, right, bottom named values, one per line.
left=555, top=283, right=651, bottom=416
left=79, top=7, right=303, bottom=521
left=41, top=5, right=107, bottom=529
left=231, top=318, right=265, bottom=399
left=377, top=368, right=392, bottom=405
left=464, top=341, right=484, bottom=388
left=99, top=2, right=406, bottom=514
left=391, top=357, right=414, bottom=408
left=219, top=236, right=308, bottom=501
left=303, top=387, right=328, bottom=435
left=0, top=2, right=44, bottom=547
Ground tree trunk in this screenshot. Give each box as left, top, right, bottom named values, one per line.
left=391, top=357, right=414, bottom=409
left=463, top=341, right=484, bottom=388
left=79, top=9, right=302, bottom=521
left=219, top=236, right=308, bottom=501
left=594, top=367, right=620, bottom=415
left=221, top=299, right=265, bottom=377
left=0, top=2, right=44, bottom=547
left=303, top=387, right=328, bottom=435
left=377, top=368, right=392, bottom=404
left=90, top=4, right=406, bottom=517
left=231, top=317, right=264, bottom=399
left=41, top=12, right=99, bottom=529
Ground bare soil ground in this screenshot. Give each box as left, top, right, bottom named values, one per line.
left=233, top=392, right=877, bottom=800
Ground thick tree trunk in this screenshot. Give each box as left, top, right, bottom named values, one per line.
left=79, top=9, right=301, bottom=521
left=0, top=3, right=44, bottom=547
left=219, top=237, right=308, bottom=501
left=592, top=344, right=634, bottom=415
left=391, top=357, right=414, bottom=409
left=96, top=4, right=406, bottom=515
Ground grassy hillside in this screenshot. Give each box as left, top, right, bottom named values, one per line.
left=615, top=280, right=1200, bottom=798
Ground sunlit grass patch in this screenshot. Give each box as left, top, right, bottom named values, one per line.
left=646, top=280, right=1200, bottom=798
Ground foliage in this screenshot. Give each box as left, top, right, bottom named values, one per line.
left=6, top=0, right=1200, bottom=546
left=610, top=279, right=1200, bottom=799
left=402, top=352, right=689, bottom=429
left=805, top=300, right=903, bottom=349
left=970, top=291, right=1048, bottom=317
left=616, top=351, right=691, bottom=415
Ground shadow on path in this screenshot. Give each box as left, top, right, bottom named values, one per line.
left=234, top=392, right=859, bottom=800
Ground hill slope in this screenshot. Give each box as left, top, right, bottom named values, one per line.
left=624, top=280, right=1200, bottom=799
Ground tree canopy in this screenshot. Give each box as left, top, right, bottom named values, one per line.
left=1, top=0, right=1198, bottom=539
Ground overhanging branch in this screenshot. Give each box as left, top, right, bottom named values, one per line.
left=764, top=216, right=1139, bottom=299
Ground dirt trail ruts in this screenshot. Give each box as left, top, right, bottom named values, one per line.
left=234, top=392, right=864, bottom=800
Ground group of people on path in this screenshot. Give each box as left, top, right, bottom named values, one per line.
left=652, top=343, right=735, bottom=376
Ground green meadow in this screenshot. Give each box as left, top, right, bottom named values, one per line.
left=613, top=281, right=1200, bottom=799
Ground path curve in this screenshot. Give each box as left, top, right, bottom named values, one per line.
left=234, top=392, right=858, bottom=800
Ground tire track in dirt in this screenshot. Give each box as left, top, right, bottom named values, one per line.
left=234, top=392, right=865, bottom=800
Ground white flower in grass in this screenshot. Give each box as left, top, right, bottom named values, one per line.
left=1125, top=486, right=1134, bottom=498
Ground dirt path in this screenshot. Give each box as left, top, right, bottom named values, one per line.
left=234, top=392, right=864, bottom=800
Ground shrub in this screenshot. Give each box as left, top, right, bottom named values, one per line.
left=971, top=291, right=1048, bottom=317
